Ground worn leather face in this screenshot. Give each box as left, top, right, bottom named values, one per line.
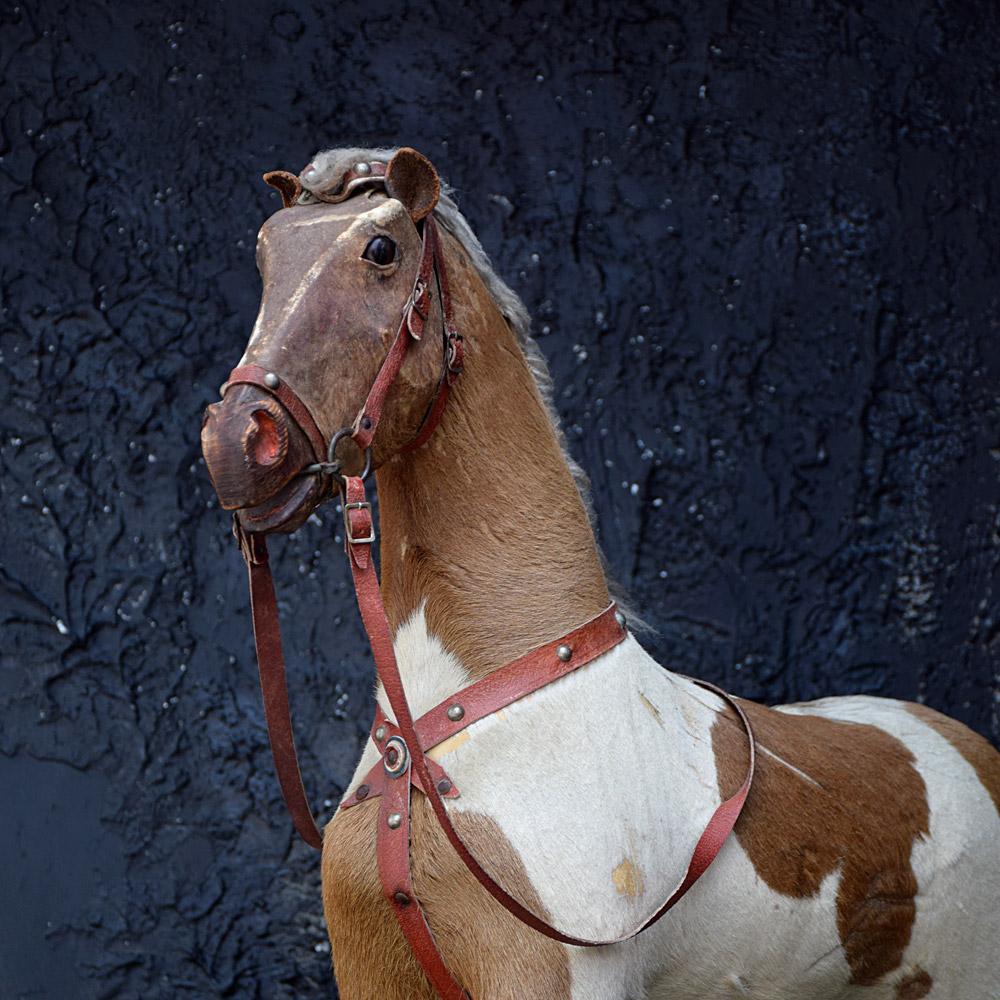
left=241, top=190, right=444, bottom=465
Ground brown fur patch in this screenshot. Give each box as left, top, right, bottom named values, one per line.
left=896, top=966, right=933, bottom=998
left=906, top=703, right=1000, bottom=815
left=712, top=701, right=930, bottom=986
left=323, top=797, right=570, bottom=999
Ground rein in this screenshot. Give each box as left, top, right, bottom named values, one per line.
left=224, top=213, right=756, bottom=999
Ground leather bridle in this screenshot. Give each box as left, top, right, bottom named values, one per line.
left=222, top=198, right=756, bottom=999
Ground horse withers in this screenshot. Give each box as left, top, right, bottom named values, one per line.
left=201, top=146, right=1000, bottom=1000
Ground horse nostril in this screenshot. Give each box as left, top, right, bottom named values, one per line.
left=246, top=408, right=287, bottom=467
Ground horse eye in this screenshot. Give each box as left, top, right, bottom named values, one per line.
left=363, top=235, right=396, bottom=266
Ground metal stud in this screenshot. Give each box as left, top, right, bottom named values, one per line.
left=615, top=610, right=627, bottom=629
left=355, top=784, right=369, bottom=801
left=374, top=725, right=386, bottom=742
left=387, top=812, right=402, bottom=829
left=263, top=371, right=280, bottom=389
left=556, top=644, right=572, bottom=662
left=355, top=161, right=371, bottom=176
left=437, top=778, right=452, bottom=795
left=446, top=704, right=465, bottom=722
left=393, top=891, right=411, bottom=906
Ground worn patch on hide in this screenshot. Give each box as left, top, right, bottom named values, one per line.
left=712, top=701, right=930, bottom=986
left=906, top=702, right=1000, bottom=815
left=612, top=857, right=644, bottom=898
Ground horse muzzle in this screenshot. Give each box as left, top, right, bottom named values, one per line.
left=201, top=383, right=325, bottom=533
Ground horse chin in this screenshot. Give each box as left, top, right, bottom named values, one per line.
left=236, top=473, right=324, bottom=535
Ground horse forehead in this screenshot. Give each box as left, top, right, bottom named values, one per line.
left=257, top=197, right=406, bottom=265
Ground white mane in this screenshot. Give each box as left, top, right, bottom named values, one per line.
left=299, top=146, right=641, bottom=627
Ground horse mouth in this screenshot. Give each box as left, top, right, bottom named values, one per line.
left=236, top=471, right=325, bottom=534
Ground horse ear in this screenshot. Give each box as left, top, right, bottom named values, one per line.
left=263, top=170, right=302, bottom=208
left=385, top=148, right=440, bottom=222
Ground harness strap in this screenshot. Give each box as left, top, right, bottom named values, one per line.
left=226, top=363, right=329, bottom=466
left=351, top=215, right=440, bottom=452
left=234, top=521, right=324, bottom=850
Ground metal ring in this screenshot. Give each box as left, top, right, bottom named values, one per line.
left=300, top=428, right=372, bottom=483
left=382, top=735, right=409, bottom=779
left=327, top=427, right=373, bottom=482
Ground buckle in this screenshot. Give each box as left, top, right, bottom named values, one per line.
left=343, top=500, right=375, bottom=545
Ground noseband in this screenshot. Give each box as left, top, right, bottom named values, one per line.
left=222, top=200, right=756, bottom=1000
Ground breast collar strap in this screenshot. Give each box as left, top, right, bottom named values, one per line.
left=227, top=213, right=756, bottom=999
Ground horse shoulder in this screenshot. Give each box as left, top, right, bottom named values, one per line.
left=322, top=796, right=571, bottom=1000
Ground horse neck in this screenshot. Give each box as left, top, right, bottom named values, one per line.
left=375, top=257, right=610, bottom=680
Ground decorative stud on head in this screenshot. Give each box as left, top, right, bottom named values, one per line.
left=355, top=784, right=369, bottom=800
left=387, top=812, right=402, bottom=829
left=447, top=704, right=465, bottom=722
left=263, top=372, right=280, bottom=389
left=393, top=891, right=410, bottom=906
left=615, top=610, right=627, bottom=629
left=437, top=778, right=452, bottom=795
left=557, top=644, right=572, bottom=662
left=374, top=725, right=386, bottom=742
left=355, top=162, right=371, bottom=176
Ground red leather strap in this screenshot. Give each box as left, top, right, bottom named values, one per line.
left=401, top=219, right=464, bottom=454
left=341, top=706, right=461, bottom=811
left=225, top=364, right=328, bottom=464
left=234, top=520, right=324, bottom=850
left=377, top=755, right=471, bottom=999
left=351, top=218, right=437, bottom=450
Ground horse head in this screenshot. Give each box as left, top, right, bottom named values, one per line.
left=201, top=147, right=454, bottom=533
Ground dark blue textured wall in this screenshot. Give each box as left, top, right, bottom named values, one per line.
left=2, top=1, right=998, bottom=997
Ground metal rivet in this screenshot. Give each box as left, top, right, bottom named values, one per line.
left=360, top=415, right=373, bottom=430
left=355, top=784, right=369, bottom=800
left=385, top=747, right=399, bottom=768
left=263, top=371, right=280, bottom=389
left=374, top=725, right=386, bottom=742
left=557, top=644, right=572, bottom=662
left=437, top=779, right=452, bottom=795
left=387, top=812, right=402, bottom=829
left=355, top=161, right=371, bottom=175
left=447, top=704, right=464, bottom=722
left=393, top=891, right=410, bottom=906
left=615, top=610, right=627, bottom=629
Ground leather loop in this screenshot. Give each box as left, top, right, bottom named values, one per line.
left=226, top=364, right=328, bottom=465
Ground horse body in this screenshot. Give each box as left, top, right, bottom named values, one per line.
left=201, top=146, right=1000, bottom=1000
left=329, top=618, right=1000, bottom=1000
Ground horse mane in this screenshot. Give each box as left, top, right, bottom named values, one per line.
left=299, top=146, right=644, bottom=630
